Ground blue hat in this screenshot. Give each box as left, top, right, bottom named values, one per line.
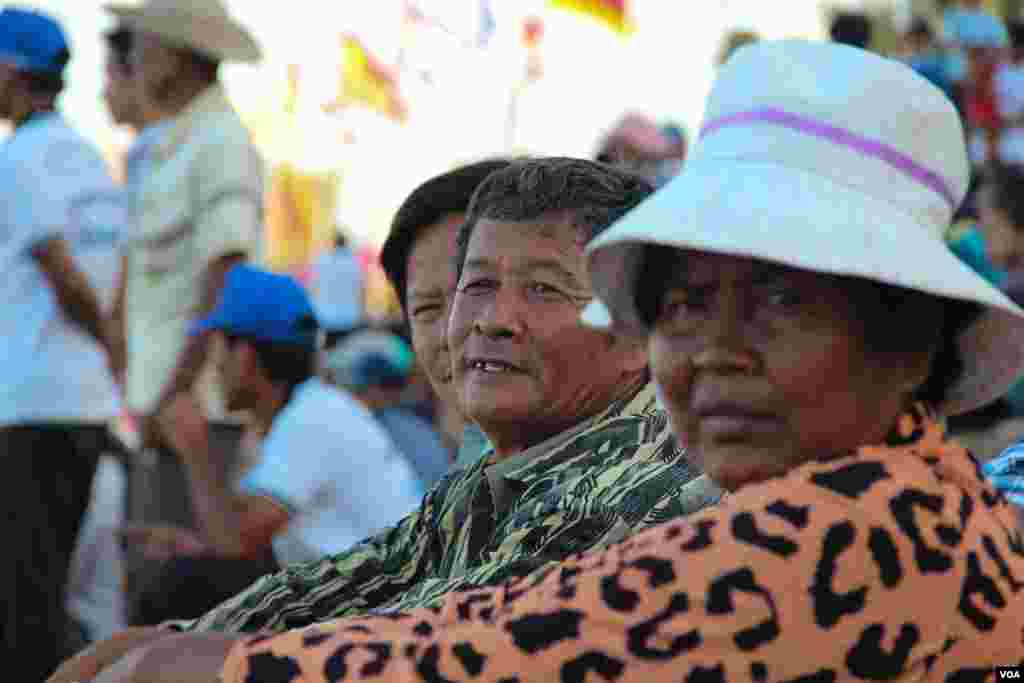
left=0, top=8, right=70, bottom=75
left=191, top=264, right=318, bottom=348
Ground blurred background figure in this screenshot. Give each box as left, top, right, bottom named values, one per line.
left=942, top=0, right=1008, bottom=168
left=902, top=16, right=956, bottom=102
left=323, top=328, right=451, bottom=491
left=311, top=225, right=367, bottom=348
left=829, top=10, right=873, bottom=49
left=995, top=19, right=1024, bottom=165
left=0, top=8, right=128, bottom=679
left=125, top=265, right=424, bottom=625
left=594, top=112, right=685, bottom=187
left=944, top=162, right=1024, bottom=451
left=108, top=0, right=266, bottom=625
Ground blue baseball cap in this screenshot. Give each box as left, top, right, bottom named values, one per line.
left=0, top=8, right=70, bottom=75
left=190, top=264, right=318, bottom=348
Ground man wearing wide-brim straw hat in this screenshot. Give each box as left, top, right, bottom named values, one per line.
left=103, top=0, right=266, bottom=629
left=106, top=0, right=261, bottom=64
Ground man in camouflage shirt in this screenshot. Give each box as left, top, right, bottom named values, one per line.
left=48, top=158, right=720, bottom=681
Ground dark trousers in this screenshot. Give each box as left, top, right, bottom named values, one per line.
left=132, top=552, right=280, bottom=625
left=1, top=424, right=107, bottom=682
left=122, top=422, right=244, bottom=625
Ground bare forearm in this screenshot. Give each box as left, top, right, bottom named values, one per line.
left=49, top=259, right=109, bottom=349
left=182, top=448, right=248, bottom=558
left=111, top=254, right=127, bottom=341
left=94, top=632, right=236, bottom=683
left=157, top=333, right=211, bottom=406
left=157, top=252, right=245, bottom=403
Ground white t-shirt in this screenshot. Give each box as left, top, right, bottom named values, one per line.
left=996, top=62, right=1024, bottom=165
left=311, top=246, right=365, bottom=330
left=0, top=113, right=125, bottom=425
left=239, top=378, right=424, bottom=566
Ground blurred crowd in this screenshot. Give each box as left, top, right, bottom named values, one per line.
left=3, top=0, right=1024, bottom=681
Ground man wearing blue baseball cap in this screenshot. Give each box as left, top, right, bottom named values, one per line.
left=120, top=264, right=423, bottom=625
left=0, top=8, right=130, bottom=679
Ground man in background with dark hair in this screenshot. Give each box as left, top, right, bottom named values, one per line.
left=121, top=265, right=423, bottom=624
left=829, top=11, right=873, bottom=50
left=0, top=8, right=129, bottom=679
left=380, top=158, right=511, bottom=462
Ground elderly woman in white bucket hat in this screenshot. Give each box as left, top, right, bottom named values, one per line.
left=55, top=40, right=1024, bottom=683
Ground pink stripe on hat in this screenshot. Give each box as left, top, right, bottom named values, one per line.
left=699, top=107, right=957, bottom=209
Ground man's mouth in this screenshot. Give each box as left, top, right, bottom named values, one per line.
left=466, top=358, right=522, bottom=374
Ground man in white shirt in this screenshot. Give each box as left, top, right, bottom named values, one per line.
left=122, top=265, right=423, bottom=623
left=104, top=0, right=266, bottom=619
left=0, top=9, right=128, bottom=680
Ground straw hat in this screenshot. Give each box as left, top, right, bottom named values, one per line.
left=584, top=39, right=1024, bottom=417
left=105, top=0, right=261, bottom=63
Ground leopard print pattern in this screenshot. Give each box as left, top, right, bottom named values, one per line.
left=222, top=407, right=1024, bottom=682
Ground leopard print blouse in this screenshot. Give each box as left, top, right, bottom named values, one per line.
left=221, top=407, right=1024, bottom=682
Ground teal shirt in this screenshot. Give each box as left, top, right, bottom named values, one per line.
left=949, top=226, right=1006, bottom=288
left=452, top=423, right=492, bottom=470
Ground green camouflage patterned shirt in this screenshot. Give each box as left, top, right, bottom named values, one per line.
left=180, top=382, right=722, bottom=633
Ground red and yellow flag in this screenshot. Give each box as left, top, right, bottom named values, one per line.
left=547, top=0, right=635, bottom=36
left=332, top=34, right=408, bottom=123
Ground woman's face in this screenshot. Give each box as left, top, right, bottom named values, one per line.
left=647, top=251, right=933, bottom=492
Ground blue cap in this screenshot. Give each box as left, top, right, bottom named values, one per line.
left=191, top=264, right=318, bottom=348
left=0, top=8, right=69, bottom=75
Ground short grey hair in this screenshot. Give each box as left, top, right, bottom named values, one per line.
left=454, top=157, right=655, bottom=281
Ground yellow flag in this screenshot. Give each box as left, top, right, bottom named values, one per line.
left=548, top=0, right=635, bottom=36
left=335, top=35, right=408, bottom=123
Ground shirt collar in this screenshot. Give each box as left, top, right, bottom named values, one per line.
left=156, top=83, right=231, bottom=158
left=486, top=382, right=659, bottom=486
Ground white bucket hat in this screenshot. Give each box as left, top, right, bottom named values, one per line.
left=585, top=39, right=1024, bottom=417
left=105, top=0, right=261, bottom=63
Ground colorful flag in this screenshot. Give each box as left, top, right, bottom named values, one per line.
left=547, top=0, right=635, bottom=36
left=332, top=34, right=408, bottom=123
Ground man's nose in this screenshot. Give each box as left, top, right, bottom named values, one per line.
left=474, top=284, right=526, bottom=338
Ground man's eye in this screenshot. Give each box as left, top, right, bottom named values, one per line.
left=530, top=283, right=562, bottom=297
left=460, top=279, right=497, bottom=294
left=412, top=304, right=441, bottom=319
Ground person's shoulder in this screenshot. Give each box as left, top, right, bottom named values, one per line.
left=285, top=380, right=392, bottom=442
left=8, top=119, right=109, bottom=187
left=286, top=379, right=358, bottom=417
left=191, top=104, right=256, bottom=149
